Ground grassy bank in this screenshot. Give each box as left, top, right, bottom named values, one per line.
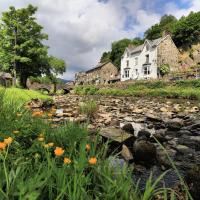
left=0, top=87, right=52, bottom=107
left=0, top=88, right=192, bottom=199
left=74, top=79, right=200, bottom=100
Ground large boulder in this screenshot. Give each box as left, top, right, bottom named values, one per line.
left=133, top=139, right=157, bottom=167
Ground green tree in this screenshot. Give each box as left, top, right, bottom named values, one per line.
left=0, top=5, right=49, bottom=88
left=47, top=56, right=66, bottom=93
left=100, top=38, right=143, bottom=69
left=145, top=15, right=177, bottom=40
left=172, top=11, right=200, bottom=48
left=159, top=64, right=170, bottom=77
left=100, top=52, right=111, bottom=63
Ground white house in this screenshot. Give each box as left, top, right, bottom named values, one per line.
left=121, top=35, right=179, bottom=81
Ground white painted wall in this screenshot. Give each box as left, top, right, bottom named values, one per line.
left=121, top=42, right=158, bottom=81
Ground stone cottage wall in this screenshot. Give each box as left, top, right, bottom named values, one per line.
left=157, top=36, right=180, bottom=71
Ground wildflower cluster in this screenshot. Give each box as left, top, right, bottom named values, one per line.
left=0, top=137, right=13, bottom=150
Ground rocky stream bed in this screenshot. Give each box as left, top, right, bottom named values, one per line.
left=30, top=94, right=200, bottom=199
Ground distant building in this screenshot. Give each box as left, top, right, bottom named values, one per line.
left=75, top=62, right=119, bottom=85
left=121, top=34, right=179, bottom=81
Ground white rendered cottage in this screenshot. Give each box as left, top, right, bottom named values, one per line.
left=121, top=35, right=179, bottom=81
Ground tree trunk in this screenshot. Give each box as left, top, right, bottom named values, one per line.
left=53, top=82, right=57, bottom=94
left=20, top=75, right=28, bottom=88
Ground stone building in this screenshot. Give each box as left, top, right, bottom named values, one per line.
left=121, top=34, right=179, bottom=81
left=75, top=62, right=119, bottom=85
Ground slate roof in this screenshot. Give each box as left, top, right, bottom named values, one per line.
left=86, top=61, right=110, bottom=73
left=127, top=36, right=163, bottom=55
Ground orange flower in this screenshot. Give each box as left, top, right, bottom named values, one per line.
left=88, top=157, right=97, bottom=165
left=32, top=111, right=43, bottom=117
left=86, top=144, right=91, bottom=152
left=13, top=130, right=19, bottom=134
left=47, top=113, right=53, bottom=117
left=64, top=157, right=71, bottom=164
left=4, top=137, right=13, bottom=145
left=38, top=137, right=44, bottom=142
left=48, top=142, right=54, bottom=147
left=0, top=142, right=6, bottom=150
left=54, top=147, right=64, bottom=156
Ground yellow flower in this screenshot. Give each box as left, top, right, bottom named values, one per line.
left=16, top=113, right=22, bottom=117
left=38, top=137, right=44, bottom=142
left=86, top=144, right=91, bottom=152
left=64, top=157, right=71, bottom=164
left=43, top=144, right=49, bottom=148
left=54, top=147, right=64, bottom=156
left=88, top=157, right=97, bottom=165
left=38, top=133, right=44, bottom=138
left=48, top=142, right=54, bottom=147
left=4, top=137, right=13, bottom=145
left=13, top=130, right=19, bottom=134
left=0, top=142, right=6, bottom=150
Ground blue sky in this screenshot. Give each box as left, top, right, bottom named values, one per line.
left=0, top=0, right=199, bottom=80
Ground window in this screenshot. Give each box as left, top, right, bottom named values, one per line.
left=126, top=60, right=129, bottom=67
left=135, top=57, right=138, bottom=66
left=145, top=55, right=149, bottom=63
left=124, top=69, right=130, bottom=78
left=135, top=69, right=139, bottom=75
left=127, top=52, right=129, bottom=57
left=143, top=66, right=150, bottom=75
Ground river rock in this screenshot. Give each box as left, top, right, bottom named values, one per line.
left=121, top=144, right=133, bottom=161
left=133, top=139, right=157, bottom=166
left=121, top=123, right=134, bottom=134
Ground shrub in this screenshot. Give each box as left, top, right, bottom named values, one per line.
left=79, top=100, right=98, bottom=119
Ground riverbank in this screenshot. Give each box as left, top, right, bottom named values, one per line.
left=74, top=79, right=200, bottom=100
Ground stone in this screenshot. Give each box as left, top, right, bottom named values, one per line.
left=145, top=113, right=162, bottom=122
left=137, top=129, right=151, bottom=139
left=176, top=145, right=193, bottom=154
left=99, top=127, right=133, bottom=143
left=133, top=139, right=157, bottom=166
left=166, top=118, right=183, bottom=130
left=121, top=144, right=133, bottom=161
left=185, top=166, right=200, bottom=200
left=121, top=123, right=134, bottom=134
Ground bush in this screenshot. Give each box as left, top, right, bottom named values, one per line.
left=79, top=100, right=98, bottom=119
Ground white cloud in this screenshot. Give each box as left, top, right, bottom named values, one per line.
left=0, top=0, right=199, bottom=80
left=165, top=0, right=200, bottom=19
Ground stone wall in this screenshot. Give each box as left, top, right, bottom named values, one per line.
left=157, top=36, right=180, bottom=71
left=75, top=62, right=119, bottom=85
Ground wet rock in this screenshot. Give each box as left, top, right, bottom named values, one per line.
left=133, top=139, right=157, bottom=166
left=137, top=129, right=151, bottom=139
left=121, top=123, right=134, bottom=134
left=185, top=165, right=200, bottom=200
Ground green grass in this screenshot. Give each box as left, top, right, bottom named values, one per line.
left=74, top=79, right=200, bottom=100
left=0, top=87, right=52, bottom=107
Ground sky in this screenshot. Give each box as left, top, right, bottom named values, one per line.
left=0, top=0, right=199, bottom=80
